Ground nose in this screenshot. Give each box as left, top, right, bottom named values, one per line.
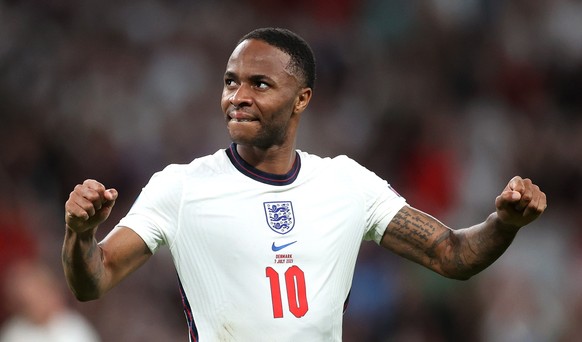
left=229, top=84, right=252, bottom=108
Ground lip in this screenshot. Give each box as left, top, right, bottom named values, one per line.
left=228, top=110, right=257, bottom=122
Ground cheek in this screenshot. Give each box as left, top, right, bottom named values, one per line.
left=220, top=90, right=231, bottom=113
left=271, top=97, right=298, bottom=119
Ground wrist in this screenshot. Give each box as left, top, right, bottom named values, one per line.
left=490, top=212, right=521, bottom=235
left=65, top=225, right=97, bottom=241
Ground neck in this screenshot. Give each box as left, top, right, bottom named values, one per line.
left=235, top=142, right=296, bottom=175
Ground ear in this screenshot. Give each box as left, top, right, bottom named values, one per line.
left=293, top=87, right=312, bottom=115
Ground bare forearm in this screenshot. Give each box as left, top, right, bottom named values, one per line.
left=62, top=226, right=108, bottom=301
left=447, top=175, right=546, bottom=278
left=384, top=177, right=546, bottom=280
left=383, top=206, right=519, bottom=280
left=441, top=212, right=518, bottom=279
left=63, top=180, right=151, bottom=301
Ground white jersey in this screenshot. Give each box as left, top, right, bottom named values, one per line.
left=117, top=144, right=406, bottom=341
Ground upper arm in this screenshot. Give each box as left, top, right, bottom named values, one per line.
left=380, top=205, right=456, bottom=277
left=98, top=226, right=152, bottom=291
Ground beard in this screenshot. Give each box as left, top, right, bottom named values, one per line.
left=228, top=120, right=289, bottom=149
left=226, top=108, right=293, bottom=149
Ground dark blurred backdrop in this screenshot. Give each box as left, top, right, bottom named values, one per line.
left=1, top=0, right=581, bottom=341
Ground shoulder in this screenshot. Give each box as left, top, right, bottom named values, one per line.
left=185, top=148, right=232, bottom=176
left=154, top=148, right=229, bottom=180
left=297, top=151, right=388, bottom=193
left=298, top=150, right=370, bottom=177
left=298, top=150, right=361, bottom=168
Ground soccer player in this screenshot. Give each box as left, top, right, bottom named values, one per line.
left=62, top=28, right=547, bottom=341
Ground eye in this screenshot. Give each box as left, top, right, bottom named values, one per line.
left=224, top=78, right=237, bottom=88
left=255, top=81, right=269, bottom=90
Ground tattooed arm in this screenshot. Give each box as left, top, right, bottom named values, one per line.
left=62, top=179, right=151, bottom=301
left=381, top=176, right=546, bottom=280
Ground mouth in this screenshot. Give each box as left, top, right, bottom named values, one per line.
left=228, top=110, right=258, bottom=123
left=230, top=118, right=255, bottom=123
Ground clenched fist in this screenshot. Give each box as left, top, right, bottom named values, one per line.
left=495, top=176, right=547, bottom=230
left=65, top=179, right=118, bottom=234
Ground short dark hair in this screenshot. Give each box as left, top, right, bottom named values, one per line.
left=238, top=28, right=316, bottom=89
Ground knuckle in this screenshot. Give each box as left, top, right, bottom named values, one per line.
left=83, top=179, right=104, bottom=191
left=85, top=201, right=97, bottom=211
left=85, top=189, right=100, bottom=201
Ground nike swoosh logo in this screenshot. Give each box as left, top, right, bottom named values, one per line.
left=271, top=241, right=297, bottom=252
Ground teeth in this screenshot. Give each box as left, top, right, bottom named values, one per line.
left=233, top=119, right=252, bottom=122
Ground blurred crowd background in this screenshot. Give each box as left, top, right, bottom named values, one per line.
left=1, top=0, right=581, bottom=341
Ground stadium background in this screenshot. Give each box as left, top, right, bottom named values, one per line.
left=1, top=0, right=581, bottom=340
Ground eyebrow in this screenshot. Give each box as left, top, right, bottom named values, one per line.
left=224, top=71, right=273, bottom=83
left=224, top=71, right=237, bottom=79
left=249, top=74, right=272, bottom=83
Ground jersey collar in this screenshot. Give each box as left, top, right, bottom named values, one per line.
left=226, top=143, right=301, bottom=186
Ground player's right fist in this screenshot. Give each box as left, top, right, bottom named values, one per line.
left=65, top=179, right=118, bottom=234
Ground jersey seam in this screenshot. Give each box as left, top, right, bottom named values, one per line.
left=167, top=167, right=186, bottom=251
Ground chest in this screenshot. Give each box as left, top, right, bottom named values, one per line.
left=176, top=178, right=367, bottom=266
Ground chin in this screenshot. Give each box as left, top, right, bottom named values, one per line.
left=228, top=129, right=284, bottom=149
left=228, top=134, right=253, bottom=147
left=228, top=131, right=259, bottom=147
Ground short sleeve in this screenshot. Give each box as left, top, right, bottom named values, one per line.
left=336, top=156, right=406, bottom=244
left=363, top=181, right=406, bottom=244
left=116, top=164, right=184, bottom=254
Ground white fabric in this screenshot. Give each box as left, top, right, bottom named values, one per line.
left=117, top=148, right=406, bottom=341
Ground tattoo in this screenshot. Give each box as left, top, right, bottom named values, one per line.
left=62, top=234, right=104, bottom=290
left=388, top=207, right=442, bottom=263
left=84, top=242, right=104, bottom=283
left=387, top=206, right=471, bottom=273
left=441, top=233, right=467, bottom=273
left=386, top=207, right=518, bottom=279
left=427, top=231, right=450, bottom=260
left=390, top=209, right=433, bottom=246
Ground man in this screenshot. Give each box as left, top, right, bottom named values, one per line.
left=63, top=28, right=547, bottom=341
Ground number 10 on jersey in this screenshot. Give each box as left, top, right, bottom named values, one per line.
left=265, top=266, right=308, bottom=318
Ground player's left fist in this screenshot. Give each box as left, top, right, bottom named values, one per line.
left=495, top=176, right=547, bottom=230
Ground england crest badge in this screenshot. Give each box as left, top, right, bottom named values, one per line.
left=263, top=201, right=295, bottom=234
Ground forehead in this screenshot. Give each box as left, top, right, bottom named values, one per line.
left=226, top=39, right=294, bottom=79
